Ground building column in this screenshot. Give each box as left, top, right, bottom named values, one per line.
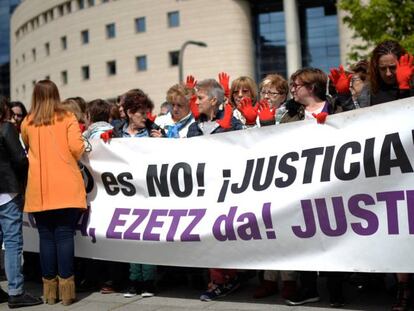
left=283, top=0, right=301, bottom=78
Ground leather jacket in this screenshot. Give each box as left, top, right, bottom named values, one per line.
left=0, top=122, right=28, bottom=194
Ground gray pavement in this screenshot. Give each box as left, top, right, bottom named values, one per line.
left=0, top=274, right=394, bottom=311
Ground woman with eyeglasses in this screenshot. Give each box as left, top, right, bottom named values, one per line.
left=280, top=68, right=344, bottom=308
left=256, top=74, right=289, bottom=126
left=9, top=102, right=27, bottom=132
left=281, top=67, right=341, bottom=124
left=228, top=76, right=258, bottom=128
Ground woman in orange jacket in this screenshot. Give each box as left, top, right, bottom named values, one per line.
left=21, top=80, right=86, bottom=306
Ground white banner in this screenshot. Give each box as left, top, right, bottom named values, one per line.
left=23, top=98, right=414, bottom=272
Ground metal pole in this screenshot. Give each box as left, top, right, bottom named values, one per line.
left=178, top=40, right=207, bottom=83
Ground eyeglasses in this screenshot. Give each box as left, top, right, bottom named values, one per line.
left=260, top=90, right=281, bottom=97
left=12, top=113, right=23, bottom=118
left=290, top=82, right=305, bottom=90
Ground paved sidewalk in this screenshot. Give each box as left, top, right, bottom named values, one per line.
left=0, top=274, right=395, bottom=311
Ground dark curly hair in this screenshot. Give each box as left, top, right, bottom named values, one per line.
left=369, top=40, right=406, bottom=94
left=123, top=89, right=154, bottom=119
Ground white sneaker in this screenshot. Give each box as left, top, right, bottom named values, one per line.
left=141, top=291, right=154, bottom=298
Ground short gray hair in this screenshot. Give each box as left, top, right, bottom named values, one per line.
left=196, top=79, right=224, bottom=105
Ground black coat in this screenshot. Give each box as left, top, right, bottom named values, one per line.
left=0, top=122, right=28, bottom=194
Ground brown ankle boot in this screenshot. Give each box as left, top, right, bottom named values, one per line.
left=42, top=277, right=58, bottom=305
left=58, top=276, right=76, bottom=306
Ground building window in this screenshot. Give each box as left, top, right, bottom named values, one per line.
left=136, top=55, right=147, bottom=71
left=106, top=60, right=116, bottom=76
left=32, top=80, right=36, bottom=86
left=302, top=6, right=340, bottom=72
left=66, top=2, right=72, bottom=13
left=135, top=17, right=146, bottom=33
left=81, top=65, right=90, bottom=80
left=61, top=71, right=68, bottom=85
left=32, top=48, right=36, bottom=61
left=45, top=42, right=50, bottom=56
left=78, top=0, right=85, bottom=9
left=88, top=0, right=95, bottom=6
left=22, top=84, right=26, bottom=94
left=61, top=36, right=67, bottom=50
left=81, top=30, right=89, bottom=44
left=58, top=5, right=64, bottom=16
left=45, top=75, right=50, bottom=80
left=15, top=59, right=18, bottom=66
left=168, top=11, right=179, bottom=27
left=169, top=51, right=179, bottom=66
left=43, top=12, right=48, bottom=23
left=106, top=23, right=116, bottom=39
left=22, top=53, right=25, bottom=62
left=255, top=9, right=287, bottom=79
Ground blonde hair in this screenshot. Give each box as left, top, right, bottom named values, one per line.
left=29, top=80, right=66, bottom=126
left=61, top=98, right=85, bottom=123
left=166, top=83, right=193, bottom=104
left=259, top=74, right=288, bottom=96
left=229, top=76, right=257, bottom=106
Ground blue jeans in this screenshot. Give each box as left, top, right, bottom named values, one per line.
left=33, top=208, right=80, bottom=279
left=0, top=194, right=24, bottom=295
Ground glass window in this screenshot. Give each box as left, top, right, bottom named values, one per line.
left=45, top=42, right=50, bottom=56
left=88, top=0, right=95, bottom=7
left=78, top=0, right=85, bottom=9
left=82, top=65, right=90, bottom=80
left=168, top=11, right=179, bottom=28
left=107, top=60, right=116, bottom=76
left=61, top=36, right=67, bottom=50
left=302, top=5, right=340, bottom=72
left=61, top=71, right=68, bottom=84
left=22, top=53, right=25, bottom=62
left=32, top=48, right=36, bottom=61
left=135, top=17, right=146, bottom=33
left=106, top=23, right=116, bottom=39
left=45, top=75, right=50, bottom=80
left=58, top=5, right=64, bottom=16
left=81, top=30, right=89, bottom=44
left=169, top=51, right=179, bottom=66
left=255, top=9, right=287, bottom=79
left=136, top=55, right=147, bottom=71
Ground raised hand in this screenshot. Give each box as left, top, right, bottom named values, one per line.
left=186, top=75, right=197, bottom=90
left=396, top=54, right=414, bottom=90
left=146, top=112, right=157, bottom=123
left=218, top=72, right=230, bottom=98
left=312, top=112, right=328, bottom=124
left=329, top=65, right=352, bottom=94
left=189, top=94, right=200, bottom=120
left=100, top=129, right=113, bottom=143
left=217, top=104, right=233, bottom=129
left=237, top=97, right=258, bottom=125
left=257, top=99, right=276, bottom=122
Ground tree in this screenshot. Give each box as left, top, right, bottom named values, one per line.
left=339, top=0, right=414, bottom=61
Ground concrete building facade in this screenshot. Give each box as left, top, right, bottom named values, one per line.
left=10, top=0, right=353, bottom=108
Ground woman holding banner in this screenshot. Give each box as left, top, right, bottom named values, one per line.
left=281, top=68, right=344, bottom=308
left=112, top=88, right=158, bottom=298
left=21, top=80, right=86, bottom=305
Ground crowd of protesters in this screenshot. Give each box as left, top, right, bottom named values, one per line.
left=0, top=39, right=413, bottom=309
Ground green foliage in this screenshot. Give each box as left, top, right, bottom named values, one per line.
left=339, top=0, right=414, bottom=61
